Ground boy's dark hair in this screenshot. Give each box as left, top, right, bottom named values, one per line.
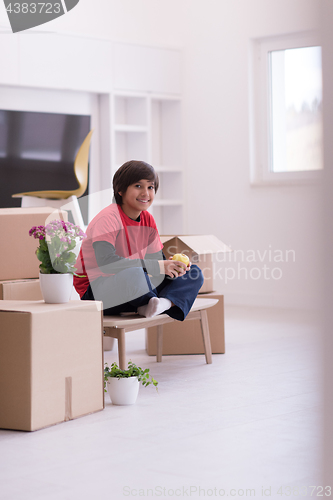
left=113, top=160, right=159, bottom=205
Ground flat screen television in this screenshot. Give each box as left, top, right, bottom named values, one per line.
left=0, top=109, right=91, bottom=223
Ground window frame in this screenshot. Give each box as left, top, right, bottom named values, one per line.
left=249, top=31, right=322, bottom=186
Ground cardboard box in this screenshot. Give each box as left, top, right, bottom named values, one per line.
left=0, top=207, right=67, bottom=281
left=146, top=292, right=225, bottom=355
left=0, top=300, right=104, bottom=431
left=0, top=279, right=113, bottom=351
left=161, top=235, right=231, bottom=293
left=0, top=279, right=42, bottom=300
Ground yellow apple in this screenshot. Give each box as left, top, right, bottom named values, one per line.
left=172, top=253, right=190, bottom=267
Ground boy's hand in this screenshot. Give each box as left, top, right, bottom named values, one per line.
left=159, top=258, right=191, bottom=278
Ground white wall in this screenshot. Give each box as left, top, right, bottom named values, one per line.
left=0, top=0, right=322, bottom=309
left=0, top=0, right=187, bottom=46
left=181, top=0, right=322, bottom=309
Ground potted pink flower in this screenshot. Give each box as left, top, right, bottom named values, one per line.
left=29, top=220, right=86, bottom=303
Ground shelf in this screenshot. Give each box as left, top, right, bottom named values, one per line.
left=151, top=203, right=184, bottom=235
left=114, top=130, right=149, bottom=166
left=114, top=95, right=147, bottom=127
left=156, top=170, right=182, bottom=201
left=111, top=91, right=183, bottom=234
left=151, top=99, right=182, bottom=167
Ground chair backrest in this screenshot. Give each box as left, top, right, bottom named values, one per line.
left=73, top=129, right=94, bottom=198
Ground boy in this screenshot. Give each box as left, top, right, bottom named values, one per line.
left=74, top=160, right=203, bottom=320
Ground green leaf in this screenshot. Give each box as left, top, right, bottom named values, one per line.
left=104, top=360, right=158, bottom=391
left=67, top=241, right=76, bottom=250
left=66, top=252, right=76, bottom=263
left=39, top=239, right=48, bottom=252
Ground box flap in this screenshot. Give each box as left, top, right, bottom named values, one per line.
left=0, top=300, right=103, bottom=314
left=161, top=235, right=231, bottom=255
left=0, top=279, right=42, bottom=300
left=160, top=236, right=177, bottom=245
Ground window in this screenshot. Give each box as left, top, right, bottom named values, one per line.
left=250, top=33, right=322, bottom=184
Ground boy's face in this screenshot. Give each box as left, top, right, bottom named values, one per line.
left=119, top=179, right=155, bottom=219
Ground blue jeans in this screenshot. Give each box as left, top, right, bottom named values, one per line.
left=81, top=264, right=204, bottom=321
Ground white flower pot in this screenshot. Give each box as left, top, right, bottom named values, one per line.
left=107, top=377, right=140, bottom=405
left=39, top=272, right=73, bottom=304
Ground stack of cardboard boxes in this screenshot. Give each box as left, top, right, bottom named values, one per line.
left=0, top=207, right=52, bottom=300
left=0, top=210, right=230, bottom=429
left=146, top=235, right=231, bottom=356
left=0, top=208, right=104, bottom=431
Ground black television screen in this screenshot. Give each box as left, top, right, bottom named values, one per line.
left=0, top=109, right=91, bottom=221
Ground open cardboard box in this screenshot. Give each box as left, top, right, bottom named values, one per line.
left=0, top=207, right=67, bottom=281
left=0, top=300, right=104, bottom=431
left=146, top=292, right=225, bottom=355
left=0, top=278, right=113, bottom=351
left=160, top=235, right=232, bottom=293
left=0, top=279, right=42, bottom=300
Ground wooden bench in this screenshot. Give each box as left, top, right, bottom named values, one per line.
left=103, top=297, right=219, bottom=369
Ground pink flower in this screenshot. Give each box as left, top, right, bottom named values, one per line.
left=29, top=219, right=86, bottom=274
left=29, top=224, right=46, bottom=240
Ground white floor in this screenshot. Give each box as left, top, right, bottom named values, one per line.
left=0, top=306, right=322, bottom=500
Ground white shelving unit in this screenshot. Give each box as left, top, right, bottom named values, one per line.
left=111, top=93, right=149, bottom=168
left=111, top=92, right=183, bottom=234
left=0, top=33, right=183, bottom=229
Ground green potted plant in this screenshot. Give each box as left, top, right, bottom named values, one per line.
left=104, top=361, right=158, bottom=405
left=29, top=219, right=86, bottom=303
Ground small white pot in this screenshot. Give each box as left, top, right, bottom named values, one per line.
left=39, top=272, right=73, bottom=304
left=107, top=377, right=140, bottom=405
